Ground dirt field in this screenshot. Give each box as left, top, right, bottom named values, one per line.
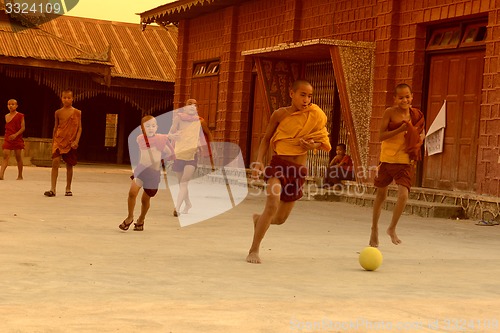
left=1, top=165, right=499, bottom=333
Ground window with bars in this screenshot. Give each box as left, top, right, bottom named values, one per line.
left=193, top=60, right=220, bottom=77
left=427, top=21, right=487, bottom=50
left=460, top=23, right=487, bottom=47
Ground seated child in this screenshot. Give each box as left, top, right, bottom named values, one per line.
left=323, top=143, right=354, bottom=188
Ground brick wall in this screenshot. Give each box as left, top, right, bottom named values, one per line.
left=237, top=0, right=287, bottom=52
left=174, top=11, right=225, bottom=109
left=366, top=0, right=497, bottom=195
left=173, top=20, right=189, bottom=108
left=479, top=6, right=500, bottom=196
left=398, top=0, right=494, bottom=195
left=218, top=6, right=238, bottom=143
left=299, top=0, right=335, bottom=40
left=188, top=11, right=225, bottom=61
left=330, top=0, right=377, bottom=42
left=173, top=0, right=500, bottom=195
left=176, top=0, right=289, bottom=147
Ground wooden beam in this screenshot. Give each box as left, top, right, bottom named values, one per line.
left=330, top=46, right=364, bottom=183
left=116, top=103, right=126, bottom=165
left=108, top=77, right=173, bottom=91
left=254, top=57, right=272, bottom=119
left=0, top=56, right=111, bottom=76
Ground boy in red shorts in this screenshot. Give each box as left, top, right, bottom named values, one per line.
left=247, top=80, right=331, bottom=264
left=370, top=83, right=425, bottom=247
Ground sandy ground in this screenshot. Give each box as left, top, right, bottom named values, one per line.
left=1, top=164, right=500, bottom=333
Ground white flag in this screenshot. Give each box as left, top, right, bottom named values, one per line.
left=425, top=100, right=446, bottom=156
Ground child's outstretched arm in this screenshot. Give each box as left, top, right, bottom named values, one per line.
left=162, top=137, right=175, bottom=160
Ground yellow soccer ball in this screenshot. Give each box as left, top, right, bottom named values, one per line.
left=359, top=247, right=383, bottom=271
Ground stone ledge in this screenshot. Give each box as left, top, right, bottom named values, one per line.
left=337, top=181, right=499, bottom=221
left=311, top=189, right=464, bottom=219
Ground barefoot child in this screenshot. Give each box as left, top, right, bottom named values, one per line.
left=247, top=80, right=331, bottom=264
left=168, top=98, right=213, bottom=217
left=44, top=90, right=82, bottom=197
left=119, top=115, right=175, bottom=231
left=0, top=99, right=25, bottom=180
left=369, top=83, right=425, bottom=247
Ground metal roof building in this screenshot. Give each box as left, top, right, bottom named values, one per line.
left=0, top=1, right=178, bottom=164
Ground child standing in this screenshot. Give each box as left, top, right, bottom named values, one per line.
left=247, top=80, right=332, bottom=264
left=119, top=115, right=175, bottom=231
left=369, top=83, right=425, bottom=247
left=44, top=90, right=82, bottom=197
left=0, top=99, right=25, bottom=180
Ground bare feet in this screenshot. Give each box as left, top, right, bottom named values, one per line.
left=17, top=176, right=23, bottom=180
left=247, top=214, right=262, bottom=264
left=181, top=203, right=192, bottom=214
left=246, top=252, right=261, bottom=264
left=369, top=227, right=379, bottom=247
left=387, top=227, right=402, bottom=245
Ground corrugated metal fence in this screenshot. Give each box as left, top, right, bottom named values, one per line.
left=305, top=61, right=349, bottom=178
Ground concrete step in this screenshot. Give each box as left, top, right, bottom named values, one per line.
left=193, top=166, right=251, bottom=187
left=246, top=174, right=498, bottom=221
left=339, top=181, right=464, bottom=206
left=309, top=186, right=465, bottom=219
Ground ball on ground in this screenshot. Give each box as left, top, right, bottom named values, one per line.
left=359, top=247, right=383, bottom=271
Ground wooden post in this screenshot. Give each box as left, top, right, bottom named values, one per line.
left=330, top=46, right=364, bottom=183
left=254, top=57, right=272, bottom=120
left=116, top=104, right=126, bottom=164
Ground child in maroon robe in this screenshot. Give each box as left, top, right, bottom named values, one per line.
left=322, top=143, right=354, bottom=188
left=44, top=90, right=82, bottom=197
left=0, top=99, right=25, bottom=180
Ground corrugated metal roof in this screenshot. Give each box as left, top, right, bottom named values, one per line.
left=0, top=21, right=106, bottom=65
left=0, top=4, right=177, bottom=82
